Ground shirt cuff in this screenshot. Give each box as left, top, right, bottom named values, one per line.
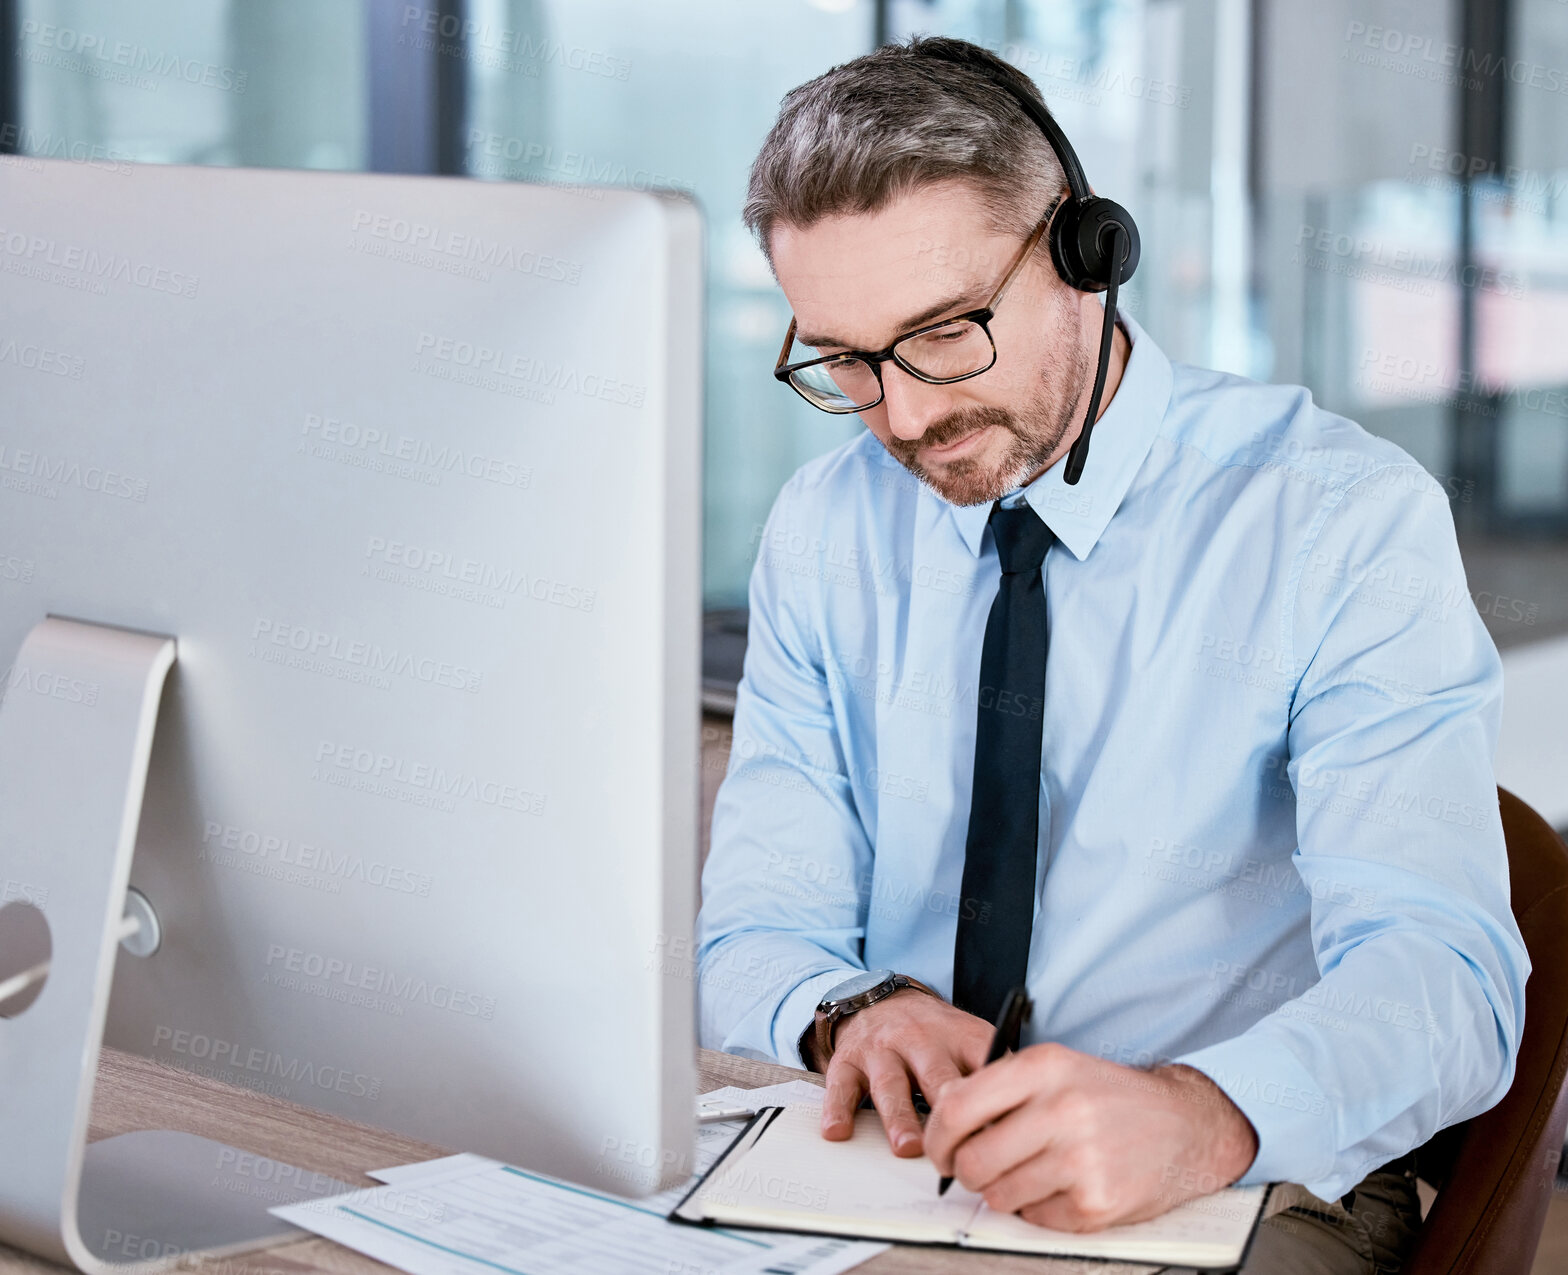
left=770, top=967, right=864, bottom=1070
left=1172, top=1033, right=1337, bottom=1190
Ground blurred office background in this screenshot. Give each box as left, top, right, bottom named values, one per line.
left=3, top=0, right=1565, bottom=838
left=5, top=2, right=1566, bottom=1260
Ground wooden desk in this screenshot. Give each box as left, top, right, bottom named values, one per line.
left=0, top=1047, right=1155, bottom=1275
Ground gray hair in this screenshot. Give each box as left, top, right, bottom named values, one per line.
left=743, top=36, right=1066, bottom=260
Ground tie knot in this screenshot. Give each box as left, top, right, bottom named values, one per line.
left=988, top=501, right=1054, bottom=574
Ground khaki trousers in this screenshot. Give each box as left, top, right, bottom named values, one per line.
left=1164, top=1154, right=1425, bottom=1274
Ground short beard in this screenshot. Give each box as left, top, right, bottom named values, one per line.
left=882, top=303, right=1092, bottom=507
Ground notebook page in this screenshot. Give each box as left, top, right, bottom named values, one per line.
left=964, top=1182, right=1268, bottom=1266
left=692, top=1104, right=982, bottom=1244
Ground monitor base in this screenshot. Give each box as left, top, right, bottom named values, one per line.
left=78, top=1131, right=350, bottom=1269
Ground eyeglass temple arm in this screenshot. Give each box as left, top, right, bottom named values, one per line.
left=774, top=316, right=798, bottom=374
left=985, top=205, right=1058, bottom=313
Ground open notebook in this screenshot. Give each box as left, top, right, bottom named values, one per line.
left=671, top=1104, right=1273, bottom=1270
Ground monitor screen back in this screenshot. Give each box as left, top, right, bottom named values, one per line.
left=0, top=157, right=701, bottom=1193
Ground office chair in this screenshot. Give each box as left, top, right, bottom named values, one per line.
left=1406, top=787, right=1568, bottom=1273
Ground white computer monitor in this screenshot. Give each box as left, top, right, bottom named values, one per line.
left=0, top=156, right=701, bottom=1268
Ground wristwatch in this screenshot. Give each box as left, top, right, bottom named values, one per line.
left=807, top=969, right=939, bottom=1068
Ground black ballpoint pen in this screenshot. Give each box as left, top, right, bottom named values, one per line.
left=937, top=985, right=1032, bottom=1196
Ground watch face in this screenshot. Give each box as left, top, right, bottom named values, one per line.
left=823, top=969, right=894, bottom=1007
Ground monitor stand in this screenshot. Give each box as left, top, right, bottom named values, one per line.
left=0, top=617, right=348, bottom=1273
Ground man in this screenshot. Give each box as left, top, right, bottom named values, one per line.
left=696, top=36, right=1528, bottom=1272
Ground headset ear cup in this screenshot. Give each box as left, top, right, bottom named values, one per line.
left=1050, top=197, right=1140, bottom=292
left=1047, top=198, right=1088, bottom=290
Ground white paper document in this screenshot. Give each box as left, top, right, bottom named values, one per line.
left=271, top=1081, right=885, bottom=1275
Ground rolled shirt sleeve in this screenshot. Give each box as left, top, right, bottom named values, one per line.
left=696, top=474, right=872, bottom=1067
left=1175, top=463, right=1531, bottom=1199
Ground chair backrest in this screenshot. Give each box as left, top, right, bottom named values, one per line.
left=1407, top=787, right=1568, bottom=1274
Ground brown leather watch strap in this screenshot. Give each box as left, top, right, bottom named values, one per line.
left=809, top=974, right=939, bottom=1071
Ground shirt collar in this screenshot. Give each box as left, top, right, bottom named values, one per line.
left=946, top=307, right=1173, bottom=561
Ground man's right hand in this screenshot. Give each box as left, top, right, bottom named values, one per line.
left=805, top=988, right=994, bottom=1157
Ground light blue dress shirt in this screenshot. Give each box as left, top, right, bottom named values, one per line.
left=696, top=309, right=1529, bottom=1201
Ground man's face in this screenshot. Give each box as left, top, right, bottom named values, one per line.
left=770, top=180, right=1091, bottom=506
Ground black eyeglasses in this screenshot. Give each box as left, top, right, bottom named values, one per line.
left=772, top=212, right=1053, bottom=414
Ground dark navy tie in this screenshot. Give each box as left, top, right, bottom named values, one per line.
left=952, top=500, right=1054, bottom=1024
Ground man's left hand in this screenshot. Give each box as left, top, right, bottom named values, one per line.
left=923, top=1043, right=1259, bottom=1232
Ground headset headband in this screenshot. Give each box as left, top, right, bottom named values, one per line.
left=912, top=40, right=1141, bottom=484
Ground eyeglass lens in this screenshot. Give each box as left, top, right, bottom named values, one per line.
left=787, top=318, right=994, bottom=411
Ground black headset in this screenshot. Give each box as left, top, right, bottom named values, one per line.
left=915, top=40, right=1141, bottom=485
